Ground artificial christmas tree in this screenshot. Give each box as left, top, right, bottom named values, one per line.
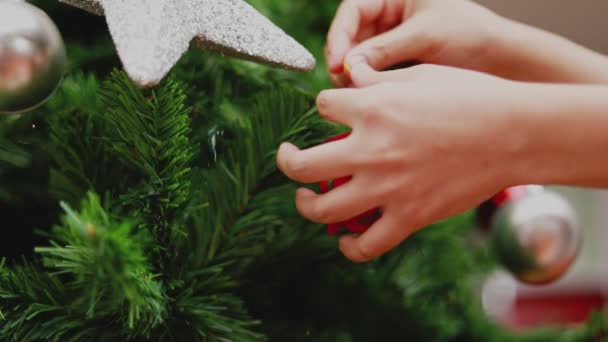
left=0, top=1, right=606, bottom=341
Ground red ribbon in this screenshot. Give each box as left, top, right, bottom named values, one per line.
left=319, top=132, right=381, bottom=235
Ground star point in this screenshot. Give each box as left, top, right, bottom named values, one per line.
left=59, top=0, right=316, bottom=86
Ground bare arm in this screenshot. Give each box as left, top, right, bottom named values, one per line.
left=326, top=0, right=608, bottom=86
left=508, top=82, right=608, bottom=186
left=488, top=20, right=608, bottom=84
left=278, top=65, right=608, bottom=262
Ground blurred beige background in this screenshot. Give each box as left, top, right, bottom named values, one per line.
left=477, top=0, right=608, bottom=54
left=474, top=1, right=608, bottom=295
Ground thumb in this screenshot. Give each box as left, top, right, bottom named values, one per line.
left=344, top=18, right=430, bottom=72
left=349, top=64, right=444, bottom=88
left=347, top=61, right=383, bottom=87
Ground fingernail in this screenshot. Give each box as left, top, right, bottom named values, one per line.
left=297, top=187, right=316, bottom=198
left=346, top=54, right=367, bottom=68
left=279, top=142, right=297, bottom=151
left=277, top=143, right=295, bottom=162
left=277, top=143, right=298, bottom=172
left=338, top=235, right=357, bottom=258
left=344, top=55, right=368, bottom=78
left=343, top=61, right=352, bottom=76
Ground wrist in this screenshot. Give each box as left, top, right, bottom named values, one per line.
left=481, top=18, right=539, bottom=81
left=489, top=19, right=608, bottom=84
left=501, top=83, right=608, bottom=187
left=482, top=80, right=537, bottom=189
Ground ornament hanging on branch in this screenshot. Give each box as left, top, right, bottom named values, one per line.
left=476, top=185, right=582, bottom=285
left=0, top=0, right=66, bottom=114
left=317, top=134, right=580, bottom=285
left=58, top=0, right=317, bottom=87
left=319, top=132, right=381, bottom=236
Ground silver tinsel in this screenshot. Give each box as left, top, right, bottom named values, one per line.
left=59, top=0, right=316, bottom=86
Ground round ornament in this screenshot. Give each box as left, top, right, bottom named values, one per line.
left=0, top=0, right=66, bottom=114
left=479, top=186, right=581, bottom=285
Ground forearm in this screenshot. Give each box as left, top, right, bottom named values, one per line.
left=505, top=83, right=608, bottom=187
left=490, top=19, right=608, bottom=84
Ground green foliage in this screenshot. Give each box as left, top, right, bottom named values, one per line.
left=47, top=72, right=114, bottom=205
left=36, top=193, right=166, bottom=333
left=99, top=71, right=195, bottom=266
left=0, top=0, right=606, bottom=341
left=172, top=86, right=325, bottom=268
left=0, top=194, right=164, bottom=341
left=0, top=260, right=93, bottom=341
left=0, top=135, right=30, bottom=200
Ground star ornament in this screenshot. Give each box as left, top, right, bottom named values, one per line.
left=59, top=0, right=316, bottom=86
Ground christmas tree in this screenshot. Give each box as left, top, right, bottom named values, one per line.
left=0, top=1, right=606, bottom=341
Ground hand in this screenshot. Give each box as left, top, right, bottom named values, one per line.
left=325, top=0, right=510, bottom=87
left=277, top=65, right=525, bottom=262
left=326, top=0, right=608, bottom=86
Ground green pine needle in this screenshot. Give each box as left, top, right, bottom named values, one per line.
left=1, top=1, right=606, bottom=341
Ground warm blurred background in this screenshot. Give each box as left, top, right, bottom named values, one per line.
left=475, top=0, right=608, bottom=330
left=478, top=0, right=608, bottom=53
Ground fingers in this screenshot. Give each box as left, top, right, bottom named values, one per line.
left=278, top=87, right=371, bottom=183
left=339, top=211, right=413, bottom=262
left=347, top=61, right=382, bottom=87
left=277, top=139, right=355, bottom=184
left=355, top=25, right=377, bottom=45
left=326, top=0, right=385, bottom=72
left=376, top=0, right=406, bottom=33
left=295, top=180, right=379, bottom=224
left=316, top=88, right=366, bottom=126
left=349, top=63, right=420, bottom=87
left=345, top=15, right=430, bottom=72
left=349, top=63, right=461, bottom=87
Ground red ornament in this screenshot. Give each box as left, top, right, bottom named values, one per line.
left=319, top=132, right=382, bottom=235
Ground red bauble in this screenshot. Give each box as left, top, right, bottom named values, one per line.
left=319, top=132, right=381, bottom=235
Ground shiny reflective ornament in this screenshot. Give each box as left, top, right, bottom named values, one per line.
left=0, top=0, right=66, bottom=114
left=479, top=186, right=582, bottom=285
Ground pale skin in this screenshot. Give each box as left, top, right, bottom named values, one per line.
left=276, top=0, right=608, bottom=263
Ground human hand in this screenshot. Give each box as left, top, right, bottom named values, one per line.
left=277, top=65, right=527, bottom=262
left=326, top=0, right=608, bottom=86
left=325, top=0, right=513, bottom=87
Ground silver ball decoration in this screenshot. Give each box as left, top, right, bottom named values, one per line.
left=490, top=187, right=581, bottom=285
left=0, top=0, right=66, bottom=114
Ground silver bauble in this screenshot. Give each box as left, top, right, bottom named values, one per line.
left=0, top=0, right=66, bottom=114
left=490, top=189, right=581, bottom=285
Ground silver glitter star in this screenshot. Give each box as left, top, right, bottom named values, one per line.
left=58, top=0, right=316, bottom=86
